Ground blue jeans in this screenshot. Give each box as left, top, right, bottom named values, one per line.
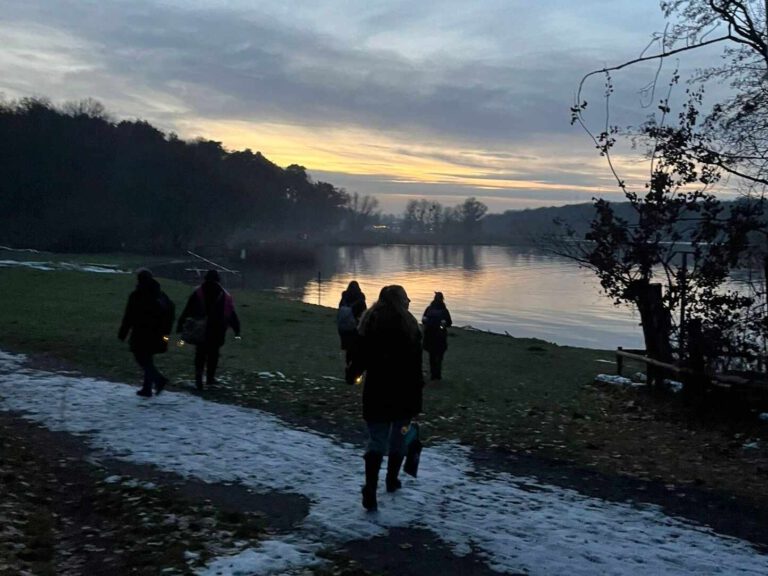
left=367, top=419, right=410, bottom=456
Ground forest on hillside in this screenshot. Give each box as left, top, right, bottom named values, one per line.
left=1, top=97, right=533, bottom=253
left=0, top=98, right=357, bottom=253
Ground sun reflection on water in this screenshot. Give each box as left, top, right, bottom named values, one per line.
left=301, top=245, right=644, bottom=350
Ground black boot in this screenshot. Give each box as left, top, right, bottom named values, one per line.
left=154, top=374, right=168, bottom=395
left=362, top=451, right=383, bottom=511
left=194, top=347, right=205, bottom=390
left=386, top=453, right=405, bottom=493
left=206, top=347, right=220, bottom=387
left=137, top=370, right=152, bottom=397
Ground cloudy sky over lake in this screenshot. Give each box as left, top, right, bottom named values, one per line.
left=0, top=0, right=723, bottom=213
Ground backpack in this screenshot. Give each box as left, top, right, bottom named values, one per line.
left=337, top=304, right=357, bottom=333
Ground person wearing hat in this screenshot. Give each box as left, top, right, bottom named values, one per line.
left=177, top=269, right=241, bottom=390
left=118, top=268, right=175, bottom=397
left=421, top=291, right=452, bottom=381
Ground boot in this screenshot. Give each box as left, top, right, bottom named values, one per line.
left=154, top=374, right=168, bottom=395
left=137, top=371, right=152, bottom=397
left=362, top=451, right=383, bottom=511
left=386, top=453, right=405, bottom=493
left=194, top=348, right=206, bottom=390
left=206, top=349, right=220, bottom=387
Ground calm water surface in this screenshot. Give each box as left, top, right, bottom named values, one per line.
left=238, top=245, right=644, bottom=350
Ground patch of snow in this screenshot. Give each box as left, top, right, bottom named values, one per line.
left=594, top=374, right=644, bottom=388
left=199, top=538, right=322, bottom=576
left=0, top=245, right=40, bottom=253
left=0, top=260, right=128, bottom=274
left=664, top=380, right=684, bottom=393
left=0, top=351, right=766, bottom=575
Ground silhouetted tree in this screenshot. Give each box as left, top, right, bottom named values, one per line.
left=456, top=197, right=488, bottom=236
left=345, top=191, right=380, bottom=233
left=568, top=1, right=768, bottom=384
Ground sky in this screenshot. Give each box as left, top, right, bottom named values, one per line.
left=2, top=348, right=767, bottom=575
left=0, top=0, right=724, bottom=214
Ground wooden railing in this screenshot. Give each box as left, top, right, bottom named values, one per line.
left=615, top=347, right=768, bottom=391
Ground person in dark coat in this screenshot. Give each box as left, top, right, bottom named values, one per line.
left=422, top=291, right=453, bottom=381
left=176, top=270, right=241, bottom=390
left=338, top=280, right=367, bottom=381
left=350, top=285, right=424, bottom=511
left=118, top=269, right=175, bottom=397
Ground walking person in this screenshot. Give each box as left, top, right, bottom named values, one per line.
left=337, top=280, right=367, bottom=383
left=350, top=285, right=424, bottom=511
left=422, top=291, right=452, bottom=381
left=338, top=280, right=367, bottom=355
left=118, top=269, right=175, bottom=397
left=177, top=269, right=241, bottom=390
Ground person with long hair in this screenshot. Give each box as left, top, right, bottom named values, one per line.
left=351, top=285, right=424, bottom=511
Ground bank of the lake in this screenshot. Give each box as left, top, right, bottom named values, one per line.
left=2, top=244, right=647, bottom=349
left=1, top=261, right=768, bottom=511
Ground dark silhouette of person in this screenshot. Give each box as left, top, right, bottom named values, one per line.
left=177, top=270, right=241, bottom=390
left=338, top=280, right=367, bottom=381
left=118, top=268, right=175, bottom=397
left=350, top=285, right=424, bottom=511
left=422, top=291, right=453, bottom=381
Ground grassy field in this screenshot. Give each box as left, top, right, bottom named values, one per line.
left=1, top=257, right=767, bottom=506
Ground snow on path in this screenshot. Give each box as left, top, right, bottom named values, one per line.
left=0, top=350, right=765, bottom=576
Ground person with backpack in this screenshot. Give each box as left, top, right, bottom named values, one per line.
left=338, top=281, right=367, bottom=381
left=118, top=268, right=175, bottom=397
left=422, top=291, right=452, bottom=381
left=177, top=269, right=241, bottom=390
left=349, top=285, right=424, bottom=511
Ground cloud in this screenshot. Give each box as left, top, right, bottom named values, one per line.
left=0, top=0, right=667, bottom=143
left=0, top=0, right=726, bottom=213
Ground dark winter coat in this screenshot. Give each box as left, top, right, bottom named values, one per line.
left=118, top=278, right=175, bottom=354
left=422, top=303, right=452, bottom=353
left=338, top=288, right=367, bottom=321
left=338, top=287, right=367, bottom=351
left=352, top=309, right=424, bottom=423
left=176, top=281, right=241, bottom=348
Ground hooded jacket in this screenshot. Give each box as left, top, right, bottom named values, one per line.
left=118, top=277, right=175, bottom=354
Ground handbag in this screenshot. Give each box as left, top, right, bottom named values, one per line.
left=182, top=316, right=207, bottom=345
left=403, top=422, right=422, bottom=478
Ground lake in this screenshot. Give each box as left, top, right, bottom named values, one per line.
left=235, top=245, right=644, bottom=350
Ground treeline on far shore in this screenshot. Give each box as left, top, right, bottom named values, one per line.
left=0, top=97, right=357, bottom=254
left=2, top=95, right=725, bottom=256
